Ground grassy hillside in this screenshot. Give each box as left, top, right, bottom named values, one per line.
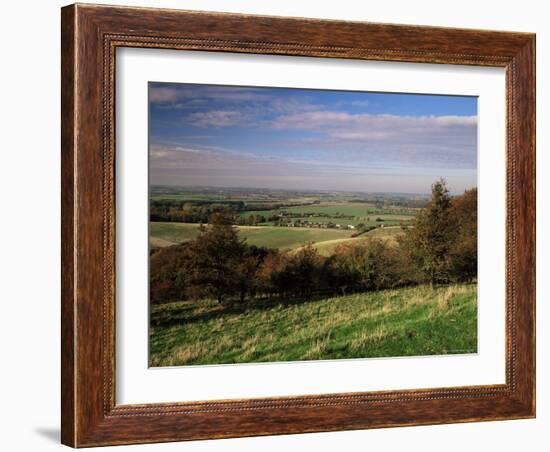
left=150, top=222, right=354, bottom=250
left=150, top=283, right=477, bottom=367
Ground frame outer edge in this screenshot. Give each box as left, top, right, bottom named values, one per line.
left=60, top=3, right=536, bottom=447
left=61, top=3, right=77, bottom=448
left=514, top=35, right=536, bottom=416
left=531, top=35, right=536, bottom=417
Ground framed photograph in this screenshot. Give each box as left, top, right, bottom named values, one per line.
left=61, top=3, right=535, bottom=447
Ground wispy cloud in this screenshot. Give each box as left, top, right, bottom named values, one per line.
left=150, top=84, right=274, bottom=105
left=150, top=144, right=475, bottom=193
left=264, top=111, right=477, bottom=168
left=150, top=83, right=320, bottom=120
left=186, top=110, right=245, bottom=127
left=269, top=110, right=476, bottom=134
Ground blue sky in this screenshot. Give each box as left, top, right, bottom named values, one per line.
left=149, top=82, right=477, bottom=194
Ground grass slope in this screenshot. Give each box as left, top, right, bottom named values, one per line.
left=150, top=222, right=354, bottom=250
left=150, top=283, right=477, bottom=367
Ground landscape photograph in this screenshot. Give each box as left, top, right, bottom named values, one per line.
left=148, top=82, right=478, bottom=367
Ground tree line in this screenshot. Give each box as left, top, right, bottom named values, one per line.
left=150, top=200, right=245, bottom=223
left=150, top=180, right=477, bottom=305
left=150, top=199, right=316, bottom=223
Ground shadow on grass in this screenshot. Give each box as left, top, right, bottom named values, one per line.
left=151, top=292, right=344, bottom=329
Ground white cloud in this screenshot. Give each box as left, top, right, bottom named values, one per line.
left=269, top=111, right=476, bottom=134
left=266, top=111, right=477, bottom=167
left=186, top=110, right=244, bottom=127
left=149, top=87, right=182, bottom=103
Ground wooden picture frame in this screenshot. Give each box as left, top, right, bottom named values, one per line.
left=61, top=3, right=535, bottom=447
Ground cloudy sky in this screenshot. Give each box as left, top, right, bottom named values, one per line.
left=149, top=82, right=477, bottom=194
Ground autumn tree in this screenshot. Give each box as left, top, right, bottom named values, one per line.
left=149, top=244, right=189, bottom=304
left=257, top=246, right=324, bottom=298
left=324, top=244, right=360, bottom=296
left=257, top=251, right=289, bottom=298
left=234, top=245, right=270, bottom=303
left=288, top=244, right=324, bottom=297
left=347, top=239, right=414, bottom=291
left=448, top=188, right=477, bottom=282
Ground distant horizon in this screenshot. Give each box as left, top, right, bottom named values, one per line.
left=150, top=83, right=477, bottom=193
left=150, top=183, right=477, bottom=197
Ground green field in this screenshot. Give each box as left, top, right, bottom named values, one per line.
left=150, top=283, right=477, bottom=366
left=150, top=222, right=354, bottom=250
left=279, top=202, right=409, bottom=216
left=239, top=201, right=417, bottom=231
left=267, top=216, right=407, bottom=227
left=239, top=202, right=413, bottom=216
left=238, top=202, right=416, bottom=227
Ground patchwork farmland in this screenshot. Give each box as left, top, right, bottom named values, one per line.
left=149, top=187, right=420, bottom=252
